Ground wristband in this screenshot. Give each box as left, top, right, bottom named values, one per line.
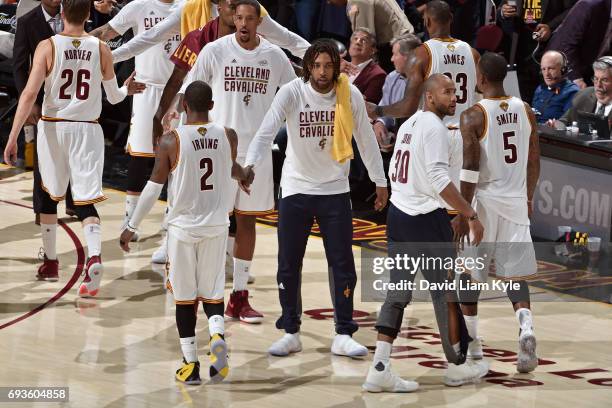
left=374, top=105, right=384, bottom=117
left=460, top=169, right=480, bottom=183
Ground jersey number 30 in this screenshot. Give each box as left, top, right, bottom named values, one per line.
left=200, top=158, right=214, bottom=191
left=59, top=69, right=90, bottom=100
left=391, top=150, right=410, bottom=184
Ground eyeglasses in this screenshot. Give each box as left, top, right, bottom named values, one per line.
left=592, top=77, right=611, bottom=85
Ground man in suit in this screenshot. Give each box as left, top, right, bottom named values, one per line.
left=327, top=0, right=413, bottom=72
left=557, top=57, right=612, bottom=127
left=498, top=0, right=576, bottom=102
left=546, top=0, right=612, bottom=90
left=348, top=28, right=387, bottom=103
left=13, top=0, right=74, bottom=221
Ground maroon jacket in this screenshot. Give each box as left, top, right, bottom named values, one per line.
left=352, top=61, right=387, bottom=104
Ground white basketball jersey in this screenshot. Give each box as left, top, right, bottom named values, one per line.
left=477, top=97, right=531, bottom=199
left=108, top=0, right=180, bottom=87
left=166, top=123, right=233, bottom=236
left=43, top=35, right=102, bottom=121
left=424, top=38, right=477, bottom=126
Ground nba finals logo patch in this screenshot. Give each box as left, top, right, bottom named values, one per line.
left=446, top=44, right=455, bottom=52
left=197, top=127, right=207, bottom=136
left=500, top=101, right=509, bottom=112
left=72, top=39, right=81, bottom=49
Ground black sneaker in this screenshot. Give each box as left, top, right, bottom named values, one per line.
left=175, top=358, right=202, bottom=385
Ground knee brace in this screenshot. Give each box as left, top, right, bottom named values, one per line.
left=127, top=156, right=155, bottom=192
left=229, top=213, right=237, bottom=235
left=74, top=204, right=99, bottom=221
left=202, top=301, right=224, bottom=319
left=40, top=189, right=59, bottom=214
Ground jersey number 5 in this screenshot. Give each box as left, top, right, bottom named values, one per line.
left=503, top=131, right=517, bottom=163
left=442, top=72, right=468, bottom=104
left=59, top=69, right=90, bottom=100
left=200, top=158, right=214, bottom=191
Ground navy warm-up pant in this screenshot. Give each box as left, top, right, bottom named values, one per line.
left=275, top=192, right=358, bottom=336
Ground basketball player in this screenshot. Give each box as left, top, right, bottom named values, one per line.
left=3, top=0, right=144, bottom=295
left=120, top=81, right=250, bottom=385
left=367, top=0, right=479, bottom=195
left=90, top=0, right=182, bottom=244
left=363, top=74, right=488, bottom=392
left=244, top=39, right=388, bottom=357
left=179, top=0, right=297, bottom=324
left=111, top=0, right=310, bottom=64
left=456, top=52, right=541, bottom=373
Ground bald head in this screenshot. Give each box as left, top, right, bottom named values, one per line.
left=541, top=51, right=566, bottom=86
left=424, top=74, right=457, bottom=119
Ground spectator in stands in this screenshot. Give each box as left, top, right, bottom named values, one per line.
left=498, top=0, right=576, bottom=103
left=373, top=33, right=421, bottom=151
left=327, top=0, right=414, bottom=72
left=294, top=0, right=321, bottom=41
left=546, top=0, right=612, bottom=90
left=549, top=57, right=612, bottom=128
left=532, top=50, right=579, bottom=123
left=348, top=28, right=387, bottom=103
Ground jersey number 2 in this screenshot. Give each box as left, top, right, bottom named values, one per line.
left=200, top=158, right=214, bottom=191
left=503, top=131, right=517, bottom=163
left=59, top=69, right=90, bottom=100
left=443, top=72, right=468, bottom=104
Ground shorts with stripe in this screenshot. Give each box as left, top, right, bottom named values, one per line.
left=37, top=120, right=106, bottom=204
left=229, top=153, right=274, bottom=215
left=166, top=225, right=227, bottom=304
left=126, top=86, right=163, bottom=157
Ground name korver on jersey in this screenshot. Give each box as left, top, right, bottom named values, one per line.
left=64, top=48, right=92, bottom=61
left=299, top=110, right=334, bottom=138
left=224, top=66, right=270, bottom=94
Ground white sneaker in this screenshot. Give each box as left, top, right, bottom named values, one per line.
left=151, top=235, right=168, bottom=264
left=467, top=337, right=484, bottom=360
left=517, top=328, right=538, bottom=373
left=331, top=334, right=368, bottom=358
left=444, top=359, right=490, bottom=387
left=362, top=361, right=419, bottom=393
left=268, top=333, right=302, bottom=356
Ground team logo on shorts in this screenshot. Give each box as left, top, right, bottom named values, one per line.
left=500, top=101, right=509, bottom=112
left=197, top=127, right=207, bottom=136
left=446, top=44, right=456, bottom=52
left=72, top=39, right=81, bottom=48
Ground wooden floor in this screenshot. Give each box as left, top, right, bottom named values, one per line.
left=0, top=170, right=610, bottom=408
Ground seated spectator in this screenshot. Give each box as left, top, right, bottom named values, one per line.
left=551, top=57, right=612, bottom=127
left=532, top=51, right=579, bottom=123
left=547, top=0, right=611, bottom=90
left=347, top=28, right=387, bottom=103
left=327, top=0, right=414, bottom=72
left=373, top=33, right=421, bottom=151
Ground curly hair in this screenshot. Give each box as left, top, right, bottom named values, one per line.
left=302, top=39, right=341, bottom=84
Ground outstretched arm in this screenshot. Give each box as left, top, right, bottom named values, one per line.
left=119, top=131, right=176, bottom=251
left=153, top=66, right=188, bottom=147
left=89, top=23, right=121, bottom=41
left=258, top=13, right=310, bottom=58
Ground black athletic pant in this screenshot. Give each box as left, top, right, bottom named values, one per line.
left=376, top=204, right=470, bottom=363
left=275, top=192, right=358, bottom=336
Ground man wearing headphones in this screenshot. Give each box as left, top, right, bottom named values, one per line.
left=532, top=50, right=579, bottom=123
left=554, top=56, right=612, bottom=127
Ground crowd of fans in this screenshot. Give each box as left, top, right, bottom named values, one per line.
left=5, top=0, right=612, bottom=178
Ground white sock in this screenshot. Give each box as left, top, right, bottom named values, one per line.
left=464, top=315, right=479, bottom=341
left=233, top=257, right=251, bottom=291
left=208, top=314, right=224, bottom=337
left=125, top=195, right=139, bottom=222
left=84, top=223, right=102, bottom=258
left=373, top=341, right=392, bottom=366
left=516, top=308, right=533, bottom=331
left=180, top=336, right=198, bottom=363
left=41, top=223, right=57, bottom=260
left=226, top=235, right=235, bottom=256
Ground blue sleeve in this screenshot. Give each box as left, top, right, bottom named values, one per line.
left=562, top=87, right=579, bottom=113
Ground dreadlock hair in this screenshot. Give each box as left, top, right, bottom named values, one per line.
left=302, top=39, right=341, bottom=84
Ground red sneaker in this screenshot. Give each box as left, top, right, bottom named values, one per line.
left=225, top=290, right=263, bottom=324
left=78, top=256, right=104, bottom=297
left=36, top=256, right=59, bottom=281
